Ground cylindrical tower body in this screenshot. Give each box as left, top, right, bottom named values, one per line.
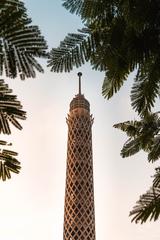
left=63, top=92, right=96, bottom=240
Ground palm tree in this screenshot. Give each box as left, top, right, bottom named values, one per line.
left=48, top=0, right=160, bottom=223
left=48, top=0, right=160, bottom=115
left=0, top=0, right=47, bottom=180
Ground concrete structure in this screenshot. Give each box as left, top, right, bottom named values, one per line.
left=63, top=73, right=96, bottom=240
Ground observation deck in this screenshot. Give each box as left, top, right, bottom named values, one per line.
left=69, top=72, right=90, bottom=112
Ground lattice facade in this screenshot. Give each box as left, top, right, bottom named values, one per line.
left=63, top=92, right=96, bottom=240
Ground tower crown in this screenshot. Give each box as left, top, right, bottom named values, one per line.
left=69, top=72, right=90, bottom=111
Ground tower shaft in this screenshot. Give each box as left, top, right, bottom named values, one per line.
left=63, top=89, right=96, bottom=240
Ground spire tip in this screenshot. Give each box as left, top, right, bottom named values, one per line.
left=77, top=72, right=82, bottom=95
left=77, top=72, right=82, bottom=77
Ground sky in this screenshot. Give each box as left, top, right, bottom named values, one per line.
left=1, top=1, right=160, bottom=240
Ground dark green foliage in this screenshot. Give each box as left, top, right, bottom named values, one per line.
left=0, top=0, right=47, bottom=180
left=48, top=32, right=89, bottom=72
left=49, top=0, right=160, bottom=108
left=153, top=168, right=160, bottom=187
left=49, top=0, right=160, bottom=223
left=0, top=0, right=48, bottom=80
left=114, top=113, right=160, bottom=223
left=62, top=0, right=115, bottom=24
left=130, top=186, right=160, bottom=224
left=0, top=79, right=26, bottom=134
left=0, top=140, right=20, bottom=181
left=131, top=58, right=160, bottom=116
left=0, top=79, right=26, bottom=180
left=130, top=167, right=160, bottom=223
left=114, top=113, right=160, bottom=162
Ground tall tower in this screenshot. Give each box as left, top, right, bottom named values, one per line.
left=63, top=73, right=96, bottom=240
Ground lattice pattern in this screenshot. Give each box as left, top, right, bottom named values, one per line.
left=63, top=106, right=96, bottom=240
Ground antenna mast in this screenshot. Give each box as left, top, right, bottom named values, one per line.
left=77, top=72, right=82, bottom=95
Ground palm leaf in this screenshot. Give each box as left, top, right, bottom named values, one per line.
left=0, top=140, right=20, bottom=181
left=62, top=0, right=102, bottom=19
left=153, top=168, right=160, bottom=188
left=62, top=0, right=83, bottom=17
left=62, top=0, right=116, bottom=24
left=131, top=58, right=160, bottom=116
left=0, top=0, right=47, bottom=80
left=130, top=187, right=160, bottom=223
left=114, top=112, right=160, bottom=159
left=148, top=136, right=160, bottom=162
left=48, top=32, right=92, bottom=72
left=102, top=69, right=128, bottom=99
left=121, top=138, right=142, bottom=158
left=0, top=79, right=26, bottom=134
left=113, top=120, right=142, bottom=137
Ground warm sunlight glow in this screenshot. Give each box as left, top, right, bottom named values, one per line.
left=1, top=1, right=160, bottom=240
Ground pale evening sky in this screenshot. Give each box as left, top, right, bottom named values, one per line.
left=0, top=1, right=160, bottom=240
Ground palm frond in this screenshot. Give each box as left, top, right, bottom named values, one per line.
left=48, top=32, right=92, bottom=72
left=148, top=136, right=160, bottom=162
left=131, top=58, right=160, bottom=116
left=58, top=0, right=160, bottom=108
left=114, top=112, right=160, bottom=159
left=0, top=0, right=48, bottom=80
left=0, top=79, right=26, bottom=134
left=130, top=187, right=160, bottom=223
left=153, top=167, right=160, bottom=188
left=121, top=0, right=159, bottom=32
left=113, top=120, right=142, bottom=137
left=62, top=0, right=117, bottom=25
left=0, top=140, right=20, bottom=181
left=100, top=18, right=134, bottom=99
left=0, top=0, right=28, bottom=10
left=102, top=68, right=128, bottom=99
left=62, top=0, right=83, bottom=15
left=121, top=138, right=142, bottom=158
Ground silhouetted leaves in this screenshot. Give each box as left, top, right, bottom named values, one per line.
left=0, top=140, right=20, bottom=181
left=49, top=0, right=160, bottom=224
left=0, top=79, right=26, bottom=134
left=49, top=0, right=160, bottom=110
left=153, top=167, right=160, bottom=188
left=115, top=113, right=160, bottom=223
left=130, top=186, right=160, bottom=224
left=0, top=0, right=48, bottom=80
left=114, top=113, right=160, bottom=162
left=0, top=79, right=26, bottom=180
left=130, top=167, right=160, bottom=223
left=0, top=0, right=47, bottom=180
left=48, top=32, right=89, bottom=72
left=131, top=58, right=160, bottom=117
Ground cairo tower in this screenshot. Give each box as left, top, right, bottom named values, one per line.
left=63, top=73, right=96, bottom=240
